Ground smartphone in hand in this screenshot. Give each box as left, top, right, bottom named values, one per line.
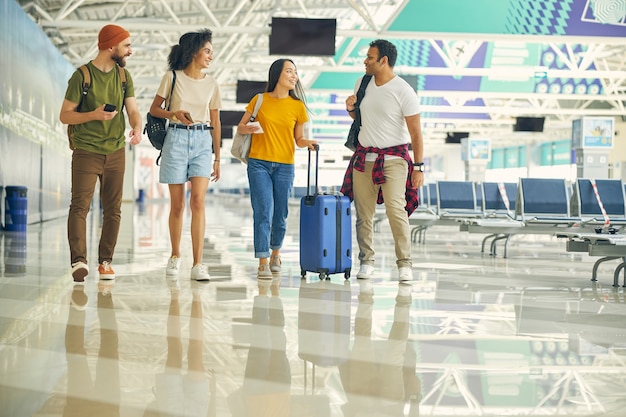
left=104, top=104, right=117, bottom=112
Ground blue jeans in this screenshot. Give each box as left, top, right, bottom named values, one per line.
left=247, top=158, right=294, bottom=258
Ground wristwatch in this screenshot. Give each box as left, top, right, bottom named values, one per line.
left=413, top=162, right=425, bottom=172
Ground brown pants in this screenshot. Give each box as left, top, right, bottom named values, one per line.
left=68, top=148, right=125, bottom=265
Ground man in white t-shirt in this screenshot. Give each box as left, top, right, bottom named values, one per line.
left=342, top=39, right=424, bottom=281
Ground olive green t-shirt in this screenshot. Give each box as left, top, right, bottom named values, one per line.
left=64, top=62, right=135, bottom=155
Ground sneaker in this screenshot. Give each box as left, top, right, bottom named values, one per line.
left=191, top=264, right=210, bottom=281
left=356, top=264, right=375, bottom=279
left=269, top=255, right=282, bottom=273
left=71, top=261, right=89, bottom=283
left=257, top=264, right=272, bottom=279
left=98, top=261, right=116, bottom=280
left=166, top=256, right=181, bottom=276
left=398, top=266, right=413, bottom=282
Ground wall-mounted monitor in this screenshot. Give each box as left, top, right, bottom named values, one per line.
left=514, top=117, right=545, bottom=132
left=269, top=17, right=336, bottom=56
left=236, top=80, right=266, bottom=104
left=220, top=110, right=245, bottom=138
left=220, top=110, right=245, bottom=126
left=445, top=132, right=469, bottom=144
left=221, top=126, right=235, bottom=139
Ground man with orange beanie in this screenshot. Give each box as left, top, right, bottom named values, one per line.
left=60, top=24, right=143, bottom=283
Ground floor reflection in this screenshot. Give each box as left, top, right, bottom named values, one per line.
left=64, top=282, right=119, bottom=417
left=339, top=281, right=419, bottom=416
left=144, top=280, right=216, bottom=417
left=229, top=278, right=290, bottom=417
left=0, top=196, right=625, bottom=416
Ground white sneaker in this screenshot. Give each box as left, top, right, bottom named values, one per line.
left=257, top=264, right=273, bottom=279
left=398, top=266, right=414, bottom=282
left=191, top=264, right=210, bottom=281
left=71, top=261, right=89, bottom=283
left=356, top=264, right=375, bottom=279
left=166, top=256, right=181, bottom=276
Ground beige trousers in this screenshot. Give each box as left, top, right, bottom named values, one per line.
left=352, top=159, right=412, bottom=268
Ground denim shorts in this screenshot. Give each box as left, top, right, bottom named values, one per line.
left=159, top=126, right=213, bottom=184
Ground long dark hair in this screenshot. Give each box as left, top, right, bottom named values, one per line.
left=168, top=29, right=213, bottom=70
left=267, top=59, right=307, bottom=106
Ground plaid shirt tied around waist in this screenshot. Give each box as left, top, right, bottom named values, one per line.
left=340, top=143, right=420, bottom=216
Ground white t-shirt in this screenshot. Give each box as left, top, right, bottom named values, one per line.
left=356, top=75, right=420, bottom=161
left=156, top=70, right=222, bottom=124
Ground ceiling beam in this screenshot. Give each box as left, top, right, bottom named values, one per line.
left=37, top=19, right=626, bottom=46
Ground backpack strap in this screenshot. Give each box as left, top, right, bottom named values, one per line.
left=76, top=64, right=127, bottom=110
left=117, top=65, right=127, bottom=111
left=354, top=74, right=371, bottom=128
left=76, top=65, right=91, bottom=111
left=117, top=65, right=127, bottom=94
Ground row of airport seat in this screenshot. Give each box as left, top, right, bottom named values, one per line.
left=408, top=178, right=626, bottom=240
left=402, top=178, right=626, bottom=286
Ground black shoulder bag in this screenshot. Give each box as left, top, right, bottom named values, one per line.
left=144, top=71, right=176, bottom=164
left=344, top=74, right=372, bottom=152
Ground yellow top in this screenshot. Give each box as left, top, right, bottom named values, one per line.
left=246, top=93, right=308, bottom=164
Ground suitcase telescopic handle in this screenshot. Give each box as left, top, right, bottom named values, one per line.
left=307, top=144, right=320, bottom=196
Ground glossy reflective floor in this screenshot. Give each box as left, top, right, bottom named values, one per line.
left=1, top=195, right=626, bottom=417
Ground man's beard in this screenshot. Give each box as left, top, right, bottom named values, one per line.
left=112, top=53, right=126, bottom=68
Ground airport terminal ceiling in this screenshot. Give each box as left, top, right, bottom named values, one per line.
left=17, top=0, right=626, bottom=154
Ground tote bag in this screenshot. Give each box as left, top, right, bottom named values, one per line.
left=231, top=94, right=264, bottom=164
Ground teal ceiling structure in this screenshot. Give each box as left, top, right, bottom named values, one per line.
left=16, top=0, right=626, bottom=154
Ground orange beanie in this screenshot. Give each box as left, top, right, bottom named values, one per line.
left=98, top=24, right=130, bottom=50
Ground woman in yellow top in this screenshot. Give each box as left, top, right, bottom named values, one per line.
left=237, top=59, right=317, bottom=278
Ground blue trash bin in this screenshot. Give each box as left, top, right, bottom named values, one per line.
left=5, top=186, right=28, bottom=232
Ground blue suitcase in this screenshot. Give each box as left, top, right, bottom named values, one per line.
left=300, top=147, right=352, bottom=280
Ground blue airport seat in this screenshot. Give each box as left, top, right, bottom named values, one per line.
left=428, top=183, right=437, bottom=208
left=436, top=181, right=483, bottom=218
left=475, top=183, right=483, bottom=212
left=572, top=178, right=626, bottom=230
left=516, top=178, right=577, bottom=224
left=482, top=182, right=517, bottom=216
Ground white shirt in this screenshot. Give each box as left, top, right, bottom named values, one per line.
left=356, top=75, right=420, bottom=161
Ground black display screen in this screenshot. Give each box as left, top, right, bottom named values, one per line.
left=269, top=17, right=336, bottom=56
left=236, top=80, right=266, bottom=104
left=514, top=117, right=545, bottom=132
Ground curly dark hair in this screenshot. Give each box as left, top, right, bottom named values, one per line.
left=168, top=29, right=213, bottom=70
